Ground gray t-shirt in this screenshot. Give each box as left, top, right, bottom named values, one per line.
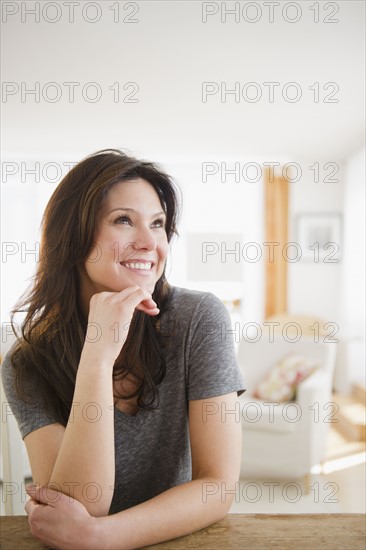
left=1, top=286, right=245, bottom=514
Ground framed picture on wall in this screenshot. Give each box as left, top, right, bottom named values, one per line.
left=296, top=213, right=342, bottom=263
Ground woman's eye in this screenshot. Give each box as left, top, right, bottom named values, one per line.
left=113, top=216, right=165, bottom=228
left=152, top=218, right=165, bottom=228
left=115, top=215, right=131, bottom=225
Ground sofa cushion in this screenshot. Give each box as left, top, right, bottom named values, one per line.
left=252, top=353, right=319, bottom=402
left=240, top=395, right=303, bottom=433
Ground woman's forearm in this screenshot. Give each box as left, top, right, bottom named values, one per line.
left=47, top=289, right=159, bottom=517
left=49, top=350, right=115, bottom=516
left=94, top=477, right=232, bottom=550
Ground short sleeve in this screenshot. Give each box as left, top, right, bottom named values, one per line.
left=186, top=292, right=246, bottom=400
left=1, top=350, right=57, bottom=439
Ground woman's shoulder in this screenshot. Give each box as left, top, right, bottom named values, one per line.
left=1, top=345, right=25, bottom=412
left=1, top=342, right=34, bottom=395
left=1, top=346, right=17, bottom=388
left=168, top=285, right=220, bottom=307
left=164, top=286, right=228, bottom=322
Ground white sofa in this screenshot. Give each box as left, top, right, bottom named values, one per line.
left=237, top=336, right=337, bottom=481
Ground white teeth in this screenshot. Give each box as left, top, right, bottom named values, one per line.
left=123, top=262, right=152, bottom=270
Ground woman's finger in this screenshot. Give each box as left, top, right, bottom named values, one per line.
left=136, top=304, right=160, bottom=316
left=26, top=484, right=61, bottom=507
left=122, top=286, right=157, bottom=311
left=25, top=496, right=38, bottom=516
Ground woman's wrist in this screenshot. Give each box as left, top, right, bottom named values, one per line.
left=79, top=345, right=115, bottom=372
left=88, top=516, right=114, bottom=550
left=83, top=516, right=107, bottom=550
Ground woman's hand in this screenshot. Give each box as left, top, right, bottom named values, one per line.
left=82, top=285, right=159, bottom=365
left=25, top=484, right=101, bottom=550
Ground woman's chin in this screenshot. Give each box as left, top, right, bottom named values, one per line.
left=120, top=278, right=155, bottom=295
left=139, top=281, right=155, bottom=294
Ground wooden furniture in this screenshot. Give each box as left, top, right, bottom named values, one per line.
left=1, top=514, right=365, bottom=549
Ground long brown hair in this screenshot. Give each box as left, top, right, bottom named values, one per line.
left=10, top=149, right=181, bottom=424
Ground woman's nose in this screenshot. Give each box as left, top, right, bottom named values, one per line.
left=133, top=226, right=157, bottom=251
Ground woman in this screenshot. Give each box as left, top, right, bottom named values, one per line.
left=2, top=149, right=245, bottom=549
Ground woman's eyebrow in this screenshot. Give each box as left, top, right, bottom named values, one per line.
left=107, top=207, right=166, bottom=217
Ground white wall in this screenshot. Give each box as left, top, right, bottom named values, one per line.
left=288, top=163, right=344, bottom=322
left=338, top=148, right=366, bottom=388
left=1, top=166, right=60, bottom=344
left=165, top=160, right=265, bottom=324
left=340, top=148, right=366, bottom=338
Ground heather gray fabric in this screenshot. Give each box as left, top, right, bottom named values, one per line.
left=1, top=286, right=245, bottom=514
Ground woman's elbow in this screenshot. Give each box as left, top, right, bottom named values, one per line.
left=82, top=496, right=112, bottom=518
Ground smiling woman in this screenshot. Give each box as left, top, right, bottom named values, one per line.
left=82, top=178, right=169, bottom=298
left=1, top=149, right=245, bottom=550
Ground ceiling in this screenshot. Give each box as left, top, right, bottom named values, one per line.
left=1, top=1, right=365, bottom=163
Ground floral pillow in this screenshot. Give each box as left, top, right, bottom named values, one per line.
left=253, top=353, right=319, bottom=402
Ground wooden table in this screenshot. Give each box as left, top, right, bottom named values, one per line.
left=1, top=514, right=365, bottom=549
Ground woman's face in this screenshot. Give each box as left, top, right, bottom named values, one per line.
left=81, top=178, right=169, bottom=300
